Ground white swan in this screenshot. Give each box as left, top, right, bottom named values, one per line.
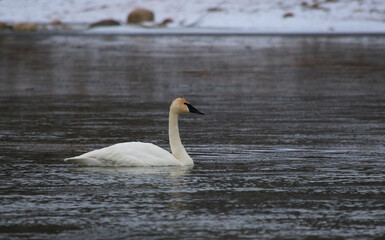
left=64, top=98, right=204, bottom=167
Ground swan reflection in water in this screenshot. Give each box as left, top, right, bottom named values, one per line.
left=75, top=165, right=193, bottom=177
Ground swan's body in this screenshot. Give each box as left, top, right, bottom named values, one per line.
left=65, top=142, right=181, bottom=167
left=65, top=98, right=203, bottom=167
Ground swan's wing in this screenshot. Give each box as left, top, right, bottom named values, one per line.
left=65, top=142, right=180, bottom=167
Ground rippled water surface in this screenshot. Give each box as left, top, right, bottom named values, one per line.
left=1, top=35, right=385, bottom=239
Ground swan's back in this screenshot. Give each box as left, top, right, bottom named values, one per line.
left=65, top=142, right=180, bottom=167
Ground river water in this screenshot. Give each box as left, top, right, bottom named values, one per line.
left=0, top=34, right=384, bottom=239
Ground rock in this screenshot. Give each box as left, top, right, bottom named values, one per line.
left=89, top=19, right=121, bottom=28
left=207, top=7, right=223, bottom=12
left=283, top=12, right=294, bottom=18
left=156, top=18, right=173, bottom=27
left=51, top=19, right=63, bottom=25
left=13, top=23, right=38, bottom=32
left=127, top=8, right=154, bottom=24
left=301, top=1, right=329, bottom=11
left=141, top=18, right=173, bottom=28
left=50, top=19, right=71, bottom=30
left=0, top=22, right=12, bottom=30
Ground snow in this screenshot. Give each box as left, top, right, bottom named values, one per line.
left=0, top=0, right=384, bottom=34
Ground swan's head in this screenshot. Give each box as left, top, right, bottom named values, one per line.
left=170, top=98, right=204, bottom=115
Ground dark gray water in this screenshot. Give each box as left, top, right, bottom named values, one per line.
left=0, top=34, right=385, bottom=239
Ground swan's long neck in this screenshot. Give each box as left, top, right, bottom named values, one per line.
left=169, top=111, right=193, bottom=166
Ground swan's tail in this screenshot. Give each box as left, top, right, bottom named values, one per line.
left=64, top=156, right=85, bottom=161
left=64, top=157, right=101, bottom=166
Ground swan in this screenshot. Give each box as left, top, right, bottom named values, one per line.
left=64, top=98, right=204, bottom=167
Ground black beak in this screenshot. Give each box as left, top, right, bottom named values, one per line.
left=185, top=103, right=204, bottom=115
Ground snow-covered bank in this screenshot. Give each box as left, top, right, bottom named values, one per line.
left=0, top=0, right=384, bottom=34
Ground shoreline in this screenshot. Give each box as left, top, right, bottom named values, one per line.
left=1, top=29, right=385, bottom=37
